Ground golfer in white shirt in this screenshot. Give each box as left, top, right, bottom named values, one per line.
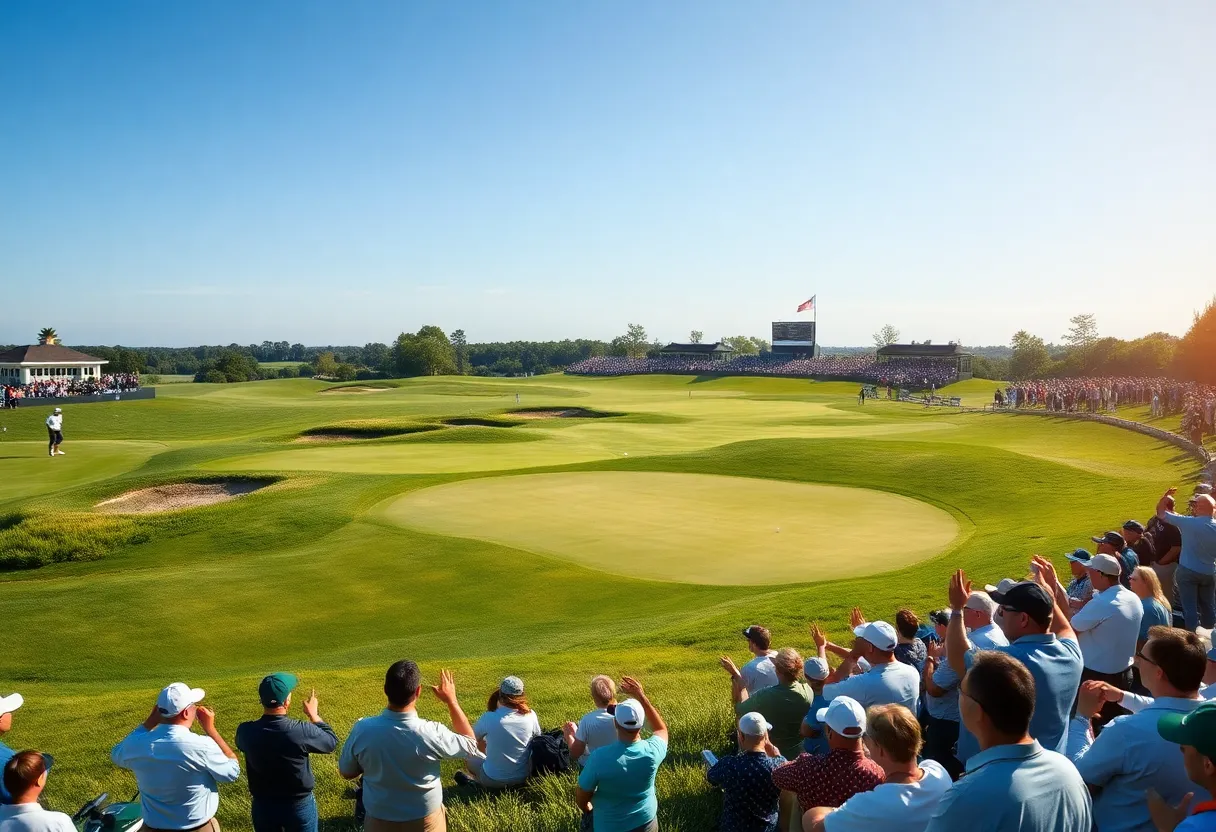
left=44, top=409, right=63, bottom=457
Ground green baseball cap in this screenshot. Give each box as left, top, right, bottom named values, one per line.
left=1158, top=701, right=1216, bottom=759
left=258, top=672, right=298, bottom=708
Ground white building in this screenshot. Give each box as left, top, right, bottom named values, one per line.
left=0, top=343, right=109, bottom=386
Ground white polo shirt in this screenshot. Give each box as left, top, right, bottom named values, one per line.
left=740, top=652, right=778, bottom=695
left=822, top=660, right=921, bottom=713
left=472, top=706, right=542, bottom=783
left=574, top=707, right=618, bottom=765
left=1070, top=584, right=1143, bottom=673
left=110, top=724, right=240, bottom=831
left=0, top=803, right=76, bottom=832
left=824, top=759, right=952, bottom=832
left=45, top=414, right=62, bottom=431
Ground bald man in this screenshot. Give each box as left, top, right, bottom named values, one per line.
left=1157, top=488, right=1216, bottom=632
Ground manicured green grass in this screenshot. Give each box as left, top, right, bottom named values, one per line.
left=378, top=471, right=959, bottom=585
left=0, top=373, right=1203, bottom=831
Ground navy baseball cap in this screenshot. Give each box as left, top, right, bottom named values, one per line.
left=1091, top=531, right=1126, bottom=549
left=1065, top=548, right=1092, bottom=564
left=1122, top=520, right=1145, bottom=533
left=990, top=581, right=1053, bottom=625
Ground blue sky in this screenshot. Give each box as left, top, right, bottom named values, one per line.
left=1, top=1, right=1213, bottom=348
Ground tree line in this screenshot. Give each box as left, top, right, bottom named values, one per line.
left=15, top=301, right=1212, bottom=385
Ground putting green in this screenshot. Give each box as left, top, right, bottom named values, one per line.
left=376, top=471, right=961, bottom=584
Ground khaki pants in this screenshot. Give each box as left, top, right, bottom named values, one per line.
left=467, top=755, right=527, bottom=789
left=146, top=820, right=221, bottom=832
left=365, top=809, right=447, bottom=832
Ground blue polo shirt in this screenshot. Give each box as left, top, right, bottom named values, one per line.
left=578, top=736, right=667, bottom=832
left=0, top=740, right=13, bottom=803
left=1139, top=598, right=1171, bottom=640
left=801, top=693, right=829, bottom=755
left=1165, top=513, right=1216, bottom=573
left=957, top=634, right=1082, bottom=761
left=924, top=741, right=1092, bottom=832
left=1178, top=807, right=1216, bottom=831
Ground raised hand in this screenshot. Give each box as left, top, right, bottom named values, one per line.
left=925, top=639, right=945, bottom=660
left=718, top=656, right=741, bottom=679
left=620, top=676, right=645, bottom=698
left=302, top=688, right=320, bottom=722
left=849, top=607, right=866, bottom=629
left=1030, top=555, right=1060, bottom=591
left=948, top=569, right=972, bottom=611
left=810, top=623, right=827, bottom=651
left=196, top=706, right=217, bottom=734
left=431, top=669, right=458, bottom=705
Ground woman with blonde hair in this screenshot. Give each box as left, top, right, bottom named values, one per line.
left=457, top=676, right=541, bottom=789
left=1130, top=566, right=1172, bottom=652
left=563, top=675, right=619, bottom=766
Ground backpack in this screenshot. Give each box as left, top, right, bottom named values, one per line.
left=529, top=728, right=571, bottom=776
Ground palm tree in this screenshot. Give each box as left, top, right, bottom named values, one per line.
left=37, top=327, right=58, bottom=345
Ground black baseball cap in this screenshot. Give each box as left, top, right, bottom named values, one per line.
left=1091, top=531, right=1126, bottom=549
left=990, top=581, right=1053, bottom=625
left=928, top=610, right=951, bottom=627
left=1121, top=520, right=1145, bottom=533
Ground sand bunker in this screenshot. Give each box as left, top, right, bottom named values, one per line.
left=511, top=408, right=618, bottom=420
left=319, top=385, right=389, bottom=394
left=96, top=481, right=271, bottom=514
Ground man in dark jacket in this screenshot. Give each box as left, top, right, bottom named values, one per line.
left=236, top=673, right=338, bottom=832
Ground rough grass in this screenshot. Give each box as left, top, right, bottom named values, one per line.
left=0, top=373, right=1202, bottom=830
left=0, top=511, right=149, bottom=570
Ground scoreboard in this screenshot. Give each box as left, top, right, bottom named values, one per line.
left=771, top=321, right=816, bottom=344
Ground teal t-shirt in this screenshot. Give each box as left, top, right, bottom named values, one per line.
left=578, top=736, right=668, bottom=832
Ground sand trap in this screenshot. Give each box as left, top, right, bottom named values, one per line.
left=320, top=386, right=388, bottom=394
left=96, top=481, right=271, bottom=514
left=511, top=408, right=617, bottom=420
left=294, top=433, right=363, bottom=443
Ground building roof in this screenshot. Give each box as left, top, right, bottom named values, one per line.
left=877, top=344, right=968, bottom=357
left=0, top=344, right=109, bottom=364
left=660, top=342, right=734, bottom=354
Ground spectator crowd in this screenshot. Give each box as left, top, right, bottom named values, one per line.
left=2, top=374, right=140, bottom=408
left=567, top=356, right=960, bottom=389
left=3, top=483, right=1216, bottom=832
left=997, top=378, right=1216, bottom=444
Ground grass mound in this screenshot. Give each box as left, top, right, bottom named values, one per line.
left=0, top=511, right=150, bottom=570
left=94, top=478, right=277, bottom=515
left=298, top=421, right=441, bottom=441
left=442, top=416, right=525, bottom=428
left=510, top=407, right=623, bottom=419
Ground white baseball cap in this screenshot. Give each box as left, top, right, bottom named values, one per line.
left=965, top=592, right=998, bottom=616
left=738, top=712, right=772, bottom=737
left=816, top=697, right=866, bottom=737
left=0, top=692, right=23, bottom=716
left=1087, top=553, right=1123, bottom=577
left=157, top=683, right=205, bottom=716
left=52, top=407, right=62, bottom=413
left=614, top=699, right=645, bottom=730
left=984, top=578, right=1019, bottom=595
left=803, top=657, right=830, bottom=681
left=853, top=621, right=897, bottom=652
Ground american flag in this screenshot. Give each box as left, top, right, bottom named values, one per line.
left=797, top=296, right=815, bottom=313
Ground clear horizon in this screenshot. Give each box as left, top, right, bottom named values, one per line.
left=2, top=1, right=1213, bottom=349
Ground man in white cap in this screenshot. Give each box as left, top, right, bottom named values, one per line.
left=576, top=676, right=668, bottom=832
left=111, top=683, right=240, bottom=832
left=822, top=610, right=920, bottom=715
left=0, top=693, right=23, bottom=804
left=804, top=704, right=952, bottom=832
left=44, top=408, right=63, bottom=457
left=1057, top=552, right=1143, bottom=730
left=705, top=712, right=786, bottom=832
left=771, top=697, right=884, bottom=819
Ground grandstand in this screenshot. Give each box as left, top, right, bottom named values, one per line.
left=877, top=343, right=973, bottom=381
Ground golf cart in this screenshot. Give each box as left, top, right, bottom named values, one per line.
left=72, top=793, right=143, bottom=832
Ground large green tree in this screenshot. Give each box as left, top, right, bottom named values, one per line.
left=1061, top=313, right=1099, bottom=350
left=720, top=335, right=769, bottom=355
left=450, top=329, right=469, bottom=374
left=393, top=326, right=457, bottom=376
left=610, top=324, right=650, bottom=358
left=1010, top=330, right=1051, bottom=380
left=1175, top=296, right=1216, bottom=384
left=872, top=325, right=900, bottom=347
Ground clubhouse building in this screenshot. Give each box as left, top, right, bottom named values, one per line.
left=0, top=342, right=110, bottom=385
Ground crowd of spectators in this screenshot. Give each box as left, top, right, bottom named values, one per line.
left=2, top=483, right=1216, bottom=832
left=566, top=355, right=959, bottom=389
left=997, top=378, right=1216, bottom=443
left=1, top=374, right=140, bottom=408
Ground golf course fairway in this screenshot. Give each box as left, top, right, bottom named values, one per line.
left=0, top=373, right=1202, bottom=832
left=378, top=471, right=960, bottom=584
